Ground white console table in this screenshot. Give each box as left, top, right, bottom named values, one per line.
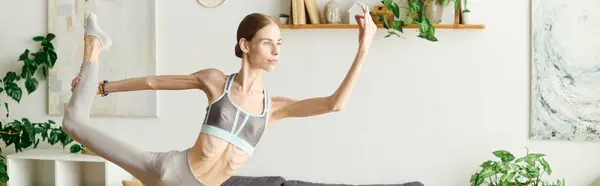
left=6, top=148, right=132, bottom=186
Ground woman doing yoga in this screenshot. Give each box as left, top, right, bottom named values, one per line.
left=64, top=5, right=376, bottom=186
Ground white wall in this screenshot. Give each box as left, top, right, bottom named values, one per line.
left=2, top=0, right=600, bottom=185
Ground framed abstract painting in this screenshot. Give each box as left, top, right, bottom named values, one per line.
left=530, top=0, right=600, bottom=140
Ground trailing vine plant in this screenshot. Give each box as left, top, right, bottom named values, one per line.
left=379, top=0, right=461, bottom=41
left=0, top=33, right=84, bottom=183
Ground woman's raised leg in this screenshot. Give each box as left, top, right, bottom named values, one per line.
left=61, top=12, right=162, bottom=184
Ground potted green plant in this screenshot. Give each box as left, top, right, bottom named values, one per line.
left=279, top=13, right=289, bottom=24
left=378, top=0, right=454, bottom=42
left=470, top=148, right=566, bottom=186
left=0, top=33, right=85, bottom=183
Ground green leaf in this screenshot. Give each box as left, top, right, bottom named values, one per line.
left=402, top=15, right=414, bottom=25
left=25, top=77, right=39, bottom=94
left=0, top=87, right=3, bottom=94
left=479, top=167, right=496, bottom=178
left=33, top=36, right=45, bottom=41
left=480, top=160, right=495, bottom=168
left=34, top=126, right=43, bottom=134
left=525, top=153, right=545, bottom=159
left=540, top=157, right=552, bottom=174
left=33, top=52, right=43, bottom=65
left=46, top=42, right=55, bottom=50
left=417, top=16, right=438, bottom=42
left=59, top=131, right=73, bottom=149
left=43, top=52, right=51, bottom=65
left=48, top=129, right=59, bottom=145
left=70, top=144, right=83, bottom=153
left=21, top=63, right=37, bottom=79
left=382, top=0, right=399, bottom=18
left=9, top=120, right=22, bottom=131
left=34, top=138, right=41, bottom=148
left=18, top=49, right=30, bottom=61
left=417, top=21, right=429, bottom=34
left=523, top=165, right=540, bottom=178
left=48, top=50, right=57, bottom=68
left=384, top=31, right=401, bottom=38
left=3, top=71, right=19, bottom=83
left=12, top=133, right=22, bottom=152
left=455, top=0, right=461, bottom=11
left=20, top=129, right=32, bottom=150
left=382, top=0, right=392, bottom=8
left=498, top=162, right=511, bottom=173
left=379, top=14, right=390, bottom=30
left=505, top=172, right=517, bottom=182
left=23, top=119, right=36, bottom=147
left=493, top=150, right=516, bottom=162
left=523, top=153, right=545, bottom=165
left=424, top=35, right=438, bottom=41
left=470, top=171, right=485, bottom=186
left=0, top=160, right=7, bottom=182
left=3, top=102, right=8, bottom=117
left=2, top=134, right=12, bottom=147
left=391, top=20, right=404, bottom=33
left=4, top=82, right=22, bottom=103
left=46, top=33, right=56, bottom=41
left=391, top=2, right=400, bottom=18
left=509, top=163, right=520, bottom=170
left=408, top=0, right=421, bottom=14
left=24, top=58, right=34, bottom=66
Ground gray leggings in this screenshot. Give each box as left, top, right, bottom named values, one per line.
left=61, top=62, right=206, bottom=186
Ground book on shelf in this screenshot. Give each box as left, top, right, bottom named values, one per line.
left=290, top=0, right=321, bottom=25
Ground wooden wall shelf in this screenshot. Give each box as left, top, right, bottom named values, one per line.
left=278, top=24, right=485, bottom=29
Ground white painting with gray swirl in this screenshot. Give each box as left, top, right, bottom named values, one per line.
left=530, top=0, right=600, bottom=140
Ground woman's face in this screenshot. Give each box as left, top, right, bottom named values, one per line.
left=242, top=23, right=281, bottom=72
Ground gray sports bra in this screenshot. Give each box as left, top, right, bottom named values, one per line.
left=199, top=73, right=269, bottom=156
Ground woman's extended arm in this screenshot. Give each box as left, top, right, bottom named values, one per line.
left=269, top=5, right=376, bottom=123
left=71, top=68, right=221, bottom=95
left=269, top=49, right=369, bottom=122
left=102, top=74, right=201, bottom=93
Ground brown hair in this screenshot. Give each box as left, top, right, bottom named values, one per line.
left=235, top=13, right=275, bottom=58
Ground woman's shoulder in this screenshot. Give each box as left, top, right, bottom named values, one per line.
left=191, top=68, right=227, bottom=83
left=189, top=68, right=228, bottom=95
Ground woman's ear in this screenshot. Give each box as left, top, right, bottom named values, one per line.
left=240, top=38, right=250, bottom=54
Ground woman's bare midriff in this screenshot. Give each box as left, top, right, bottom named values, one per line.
left=186, top=133, right=251, bottom=186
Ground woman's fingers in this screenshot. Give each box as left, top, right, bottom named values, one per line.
left=361, top=4, right=367, bottom=15
left=71, top=76, right=81, bottom=92
left=355, top=15, right=365, bottom=28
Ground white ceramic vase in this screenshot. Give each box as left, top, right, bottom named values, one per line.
left=461, top=11, right=470, bottom=24
left=279, top=17, right=289, bottom=24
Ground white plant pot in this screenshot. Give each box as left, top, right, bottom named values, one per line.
left=279, top=17, right=288, bottom=24
left=461, top=12, right=470, bottom=24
